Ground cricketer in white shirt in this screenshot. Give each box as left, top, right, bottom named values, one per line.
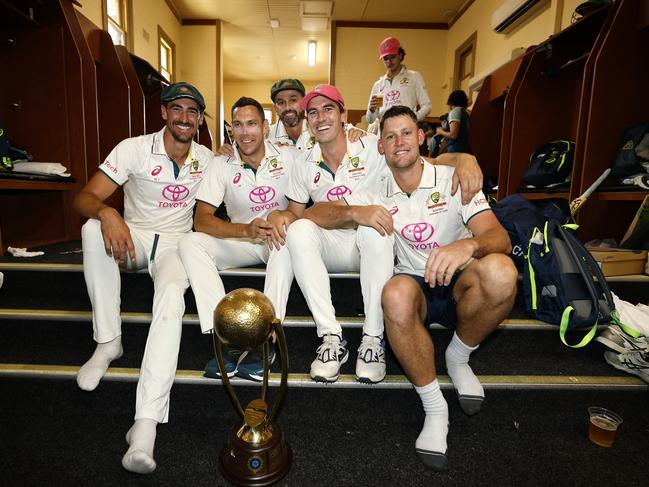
left=179, top=139, right=297, bottom=333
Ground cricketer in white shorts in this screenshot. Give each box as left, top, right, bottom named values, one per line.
left=179, top=139, right=297, bottom=333
left=81, top=126, right=213, bottom=420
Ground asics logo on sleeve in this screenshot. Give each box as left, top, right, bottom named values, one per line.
left=314, top=172, right=321, bottom=184
left=233, top=172, right=242, bottom=184
left=151, top=165, right=162, bottom=176
left=326, top=185, right=351, bottom=201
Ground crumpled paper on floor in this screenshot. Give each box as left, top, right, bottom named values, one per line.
left=7, top=247, right=44, bottom=257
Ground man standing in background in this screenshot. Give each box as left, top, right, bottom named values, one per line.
left=366, top=37, right=432, bottom=127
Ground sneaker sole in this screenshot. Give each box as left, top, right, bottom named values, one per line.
left=355, top=374, right=386, bottom=384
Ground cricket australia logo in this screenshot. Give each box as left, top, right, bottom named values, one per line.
left=428, top=192, right=441, bottom=204
left=249, top=186, right=279, bottom=212
left=401, top=222, right=438, bottom=250
left=160, top=184, right=190, bottom=208
left=326, top=185, right=351, bottom=201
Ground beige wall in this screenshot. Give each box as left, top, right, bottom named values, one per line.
left=75, top=0, right=103, bottom=28
left=444, top=0, right=585, bottom=105
left=223, top=79, right=327, bottom=122
left=335, top=27, right=448, bottom=115
left=132, top=0, right=182, bottom=75
left=75, top=0, right=182, bottom=76
left=180, top=25, right=217, bottom=125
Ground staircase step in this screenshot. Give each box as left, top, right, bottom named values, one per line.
left=0, top=307, right=557, bottom=330
left=0, top=319, right=633, bottom=378
left=0, top=363, right=644, bottom=390
left=2, top=259, right=648, bottom=282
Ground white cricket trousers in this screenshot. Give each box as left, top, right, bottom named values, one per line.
left=178, top=232, right=294, bottom=333
left=285, top=219, right=394, bottom=337
left=81, top=219, right=188, bottom=423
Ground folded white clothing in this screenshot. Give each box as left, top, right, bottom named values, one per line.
left=7, top=246, right=45, bottom=257
left=11, top=162, right=71, bottom=177
left=612, top=292, right=649, bottom=336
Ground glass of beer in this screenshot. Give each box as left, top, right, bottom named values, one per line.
left=375, top=94, right=383, bottom=107
left=588, top=406, right=623, bottom=448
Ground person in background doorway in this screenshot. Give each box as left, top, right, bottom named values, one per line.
left=436, top=90, right=472, bottom=154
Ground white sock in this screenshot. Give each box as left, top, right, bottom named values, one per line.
left=445, top=332, right=484, bottom=414
left=76, top=336, right=123, bottom=391
left=414, top=379, right=448, bottom=454
left=122, top=419, right=157, bottom=474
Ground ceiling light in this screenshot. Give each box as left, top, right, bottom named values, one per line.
left=269, top=18, right=280, bottom=29
left=307, top=40, right=317, bottom=66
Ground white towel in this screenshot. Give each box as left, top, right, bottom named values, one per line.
left=11, top=162, right=71, bottom=177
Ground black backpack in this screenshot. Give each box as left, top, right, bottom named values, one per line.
left=491, top=194, right=571, bottom=269
left=524, top=220, right=614, bottom=347
left=523, top=140, right=575, bottom=187
left=611, top=122, right=649, bottom=178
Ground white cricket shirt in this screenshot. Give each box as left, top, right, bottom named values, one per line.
left=366, top=66, right=432, bottom=123
left=285, top=133, right=387, bottom=204
left=99, top=127, right=214, bottom=234
left=345, top=161, right=491, bottom=276
left=197, top=141, right=297, bottom=223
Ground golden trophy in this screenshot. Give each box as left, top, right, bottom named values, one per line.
left=212, top=288, right=292, bottom=486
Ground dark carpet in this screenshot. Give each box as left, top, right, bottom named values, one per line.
left=0, top=378, right=648, bottom=486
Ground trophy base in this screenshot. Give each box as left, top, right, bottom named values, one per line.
left=219, top=421, right=292, bottom=486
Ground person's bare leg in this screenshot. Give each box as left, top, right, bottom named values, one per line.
left=446, top=254, right=518, bottom=415
left=382, top=275, right=448, bottom=471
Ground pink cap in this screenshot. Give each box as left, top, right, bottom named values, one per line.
left=379, top=37, right=401, bottom=58
left=300, top=84, right=345, bottom=111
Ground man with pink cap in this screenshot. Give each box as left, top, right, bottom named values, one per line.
left=367, top=36, right=431, bottom=125
left=267, top=84, right=482, bottom=385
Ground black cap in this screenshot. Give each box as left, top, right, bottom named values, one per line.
left=270, top=79, right=305, bottom=102
left=160, top=82, right=206, bottom=111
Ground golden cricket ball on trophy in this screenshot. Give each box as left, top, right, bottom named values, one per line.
left=212, top=288, right=292, bottom=486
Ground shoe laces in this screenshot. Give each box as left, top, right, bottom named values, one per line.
left=619, top=350, right=649, bottom=369
left=358, top=335, right=385, bottom=364
left=316, top=335, right=345, bottom=363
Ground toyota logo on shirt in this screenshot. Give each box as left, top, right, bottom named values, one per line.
left=402, top=222, right=434, bottom=242
left=163, top=184, right=190, bottom=201
left=249, top=186, right=276, bottom=204
left=249, top=186, right=279, bottom=212
left=326, top=185, right=351, bottom=201
left=386, top=90, right=400, bottom=103
left=160, top=184, right=190, bottom=208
